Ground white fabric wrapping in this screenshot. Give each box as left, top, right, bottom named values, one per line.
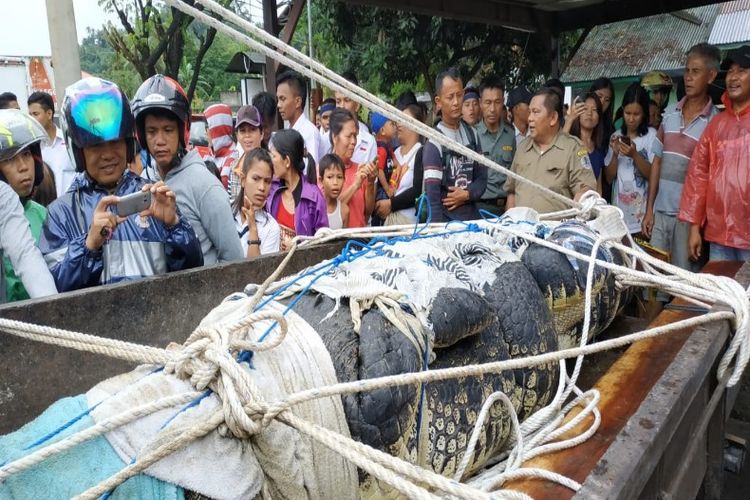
left=87, top=301, right=357, bottom=500
left=292, top=231, right=520, bottom=325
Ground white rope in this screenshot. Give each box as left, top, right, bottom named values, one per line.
left=1, top=211, right=747, bottom=498
left=0, top=392, right=200, bottom=482
left=165, top=0, right=582, bottom=212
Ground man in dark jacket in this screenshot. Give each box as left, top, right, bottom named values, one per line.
left=422, top=67, right=487, bottom=222
left=40, top=77, right=203, bottom=292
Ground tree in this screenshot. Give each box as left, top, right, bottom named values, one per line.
left=80, top=25, right=244, bottom=107
left=79, top=28, right=143, bottom=97
left=294, top=1, right=579, bottom=99
left=98, top=0, right=234, bottom=103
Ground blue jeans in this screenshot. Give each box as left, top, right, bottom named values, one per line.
left=709, top=242, right=750, bottom=262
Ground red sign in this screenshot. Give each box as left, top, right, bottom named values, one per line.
left=28, top=57, right=55, bottom=102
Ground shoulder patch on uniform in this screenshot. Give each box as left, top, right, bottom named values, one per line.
left=578, top=151, right=592, bottom=170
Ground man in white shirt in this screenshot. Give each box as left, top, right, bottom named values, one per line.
left=335, top=72, right=377, bottom=165
left=277, top=71, right=321, bottom=173
left=28, top=91, right=75, bottom=197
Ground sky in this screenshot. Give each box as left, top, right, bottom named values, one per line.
left=4, top=0, right=120, bottom=57
left=3, top=0, right=268, bottom=57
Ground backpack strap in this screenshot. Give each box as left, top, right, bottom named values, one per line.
left=459, top=120, right=480, bottom=153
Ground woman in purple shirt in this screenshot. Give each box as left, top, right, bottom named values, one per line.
left=266, top=129, right=328, bottom=249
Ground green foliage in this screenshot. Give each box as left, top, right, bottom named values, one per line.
left=81, top=1, right=243, bottom=107
left=78, top=28, right=141, bottom=97
left=293, top=0, right=572, bottom=99
left=183, top=31, right=245, bottom=105
left=82, top=1, right=583, bottom=108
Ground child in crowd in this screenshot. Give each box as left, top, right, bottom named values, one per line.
left=318, top=154, right=349, bottom=229
left=233, top=148, right=280, bottom=257
left=604, top=83, right=657, bottom=235
left=370, top=112, right=398, bottom=226
left=371, top=112, right=398, bottom=199
left=648, top=99, right=662, bottom=129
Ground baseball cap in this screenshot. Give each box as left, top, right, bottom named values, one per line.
left=464, top=86, right=479, bottom=102
left=235, top=105, right=262, bottom=129
left=370, top=112, right=390, bottom=135
left=721, top=45, right=750, bottom=70
left=506, top=86, right=533, bottom=109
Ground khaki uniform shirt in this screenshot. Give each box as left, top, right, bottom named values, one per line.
left=503, top=132, right=596, bottom=213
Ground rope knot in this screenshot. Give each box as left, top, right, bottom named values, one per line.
left=163, top=306, right=292, bottom=439
left=577, top=191, right=607, bottom=220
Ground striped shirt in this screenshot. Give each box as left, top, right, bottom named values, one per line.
left=653, top=97, right=718, bottom=216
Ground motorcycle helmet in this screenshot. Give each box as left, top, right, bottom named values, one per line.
left=131, top=74, right=191, bottom=153
left=61, top=77, right=136, bottom=172
left=0, top=109, right=46, bottom=189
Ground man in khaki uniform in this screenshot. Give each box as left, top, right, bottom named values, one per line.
left=505, top=88, right=596, bottom=213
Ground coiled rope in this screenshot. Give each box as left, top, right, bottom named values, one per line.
left=1, top=207, right=747, bottom=498
left=1, top=1, right=749, bottom=493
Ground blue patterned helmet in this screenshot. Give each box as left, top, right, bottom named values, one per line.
left=61, top=77, right=135, bottom=172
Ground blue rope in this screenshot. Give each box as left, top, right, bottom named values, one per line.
left=158, top=390, right=212, bottom=431
left=413, top=330, right=432, bottom=455
left=21, top=400, right=103, bottom=451
left=79, top=193, right=485, bottom=497
left=18, top=366, right=166, bottom=453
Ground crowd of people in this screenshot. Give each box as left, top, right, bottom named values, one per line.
left=0, top=41, right=748, bottom=304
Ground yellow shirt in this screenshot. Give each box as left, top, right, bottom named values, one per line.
left=504, top=132, right=596, bottom=213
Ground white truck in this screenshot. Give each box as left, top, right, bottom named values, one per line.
left=0, top=56, right=56, bottom=111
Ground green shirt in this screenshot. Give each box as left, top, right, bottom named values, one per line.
left=3, top=200, right=47, bottom=302
left=475, top=120, right=516, bottom=199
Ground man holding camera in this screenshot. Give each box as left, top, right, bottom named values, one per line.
left=40, top=78, right=203, bottom=292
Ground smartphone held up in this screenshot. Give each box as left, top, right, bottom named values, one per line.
left=116, top=191, right=152, bottom=217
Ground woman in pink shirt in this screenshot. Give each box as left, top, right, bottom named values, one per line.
left=328, top=109, right=376, bottom=227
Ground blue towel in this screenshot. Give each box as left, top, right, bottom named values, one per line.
left=0, top=395, right=183, bottom=500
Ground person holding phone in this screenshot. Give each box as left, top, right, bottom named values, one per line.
left=567, top=93, right=609, bottom=195
left=604, top=83, right=657, bottom=235
left=39, top=78, right=203, bottom=292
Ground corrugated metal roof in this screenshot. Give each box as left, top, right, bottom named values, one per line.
left=720, top=0, right=750, bottom=14
left=562, top=5, right=720, bottom=84
left=709, top=4, right=750, bottom=45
